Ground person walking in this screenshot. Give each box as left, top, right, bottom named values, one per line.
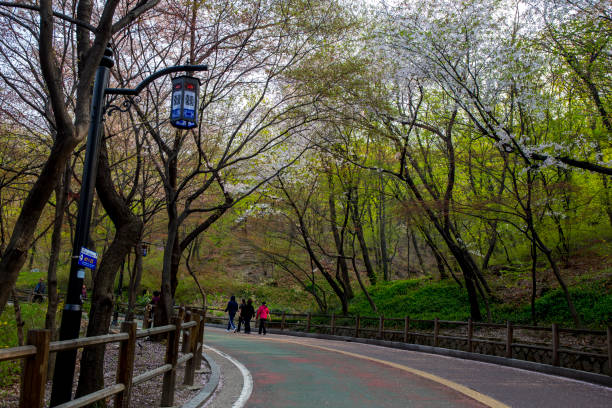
left=242, top=299, right=255, bottom=334
left=151, top=290, right=161, bottom=306
left=225, top=295, right=239, bottom=332
left=236, top=299, right=247, bottom=333
left=256, top=301, right=270, bottom=335
left=80, top=284, right=87, bottom=302
left=33, top=278, right=45, bottom=302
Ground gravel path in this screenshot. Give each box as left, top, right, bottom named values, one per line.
left=0, top=337, right=210, bottom=407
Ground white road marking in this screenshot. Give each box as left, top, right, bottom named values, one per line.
left=203, top=344, right=253, bottom=408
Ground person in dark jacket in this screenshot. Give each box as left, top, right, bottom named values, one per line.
left=241, top=299, right=256, bottom=334
left=33, top=278, right=45, bottom=303
left=224, top=295, right=239, bottom=331
left=236, top=299, right=247, bottom=333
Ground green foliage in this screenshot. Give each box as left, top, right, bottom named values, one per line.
left=349, top=280, right=478, bottom=321
left=346, top=277, right=611, bottom=328
left=0, top=303, right=47, bottom=388
left=496, top=284, right=612, bottom=327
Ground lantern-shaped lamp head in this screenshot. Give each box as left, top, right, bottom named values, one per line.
left=171, top=75, right=200, bottom=129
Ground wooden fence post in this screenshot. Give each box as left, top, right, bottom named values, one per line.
left=434, top=318, right=440, bottom=347
left=506, top=321, right=513, bottom=359
left=182, top=310, right=192, bottom=353
left=281, top=311, right=286, bottom=331
left=378, top=315, right=384, bottom=339
left=552, top=323, right=560, bottom=366
left=143, top=307, right=151, bottom=329
left=161, top=316, right=182, bottom=407
left=184, top=313, right=200, bottom=386
left=115, top=321, right=137, bottom=408
left=403, top=316, right=410, bottom=343
left=355, top=314, right=360, bottom=338
left=607, top=326, right=611, bottom=376
left=306, top=312, right=311, bottom=332
left=192, top=310, right=204, bottom=370
left=467, top=318, right=473, bottom=352
left=330, top=313, right=335, bottom=336
left=19, top=329, right=50, bottom=408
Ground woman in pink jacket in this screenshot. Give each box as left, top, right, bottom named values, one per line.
left=256, top=301, right=270, bottom=335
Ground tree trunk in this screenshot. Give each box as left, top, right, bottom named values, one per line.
left=75, top=140, right=142, bottom=402
left=126, top=244, right=143, bottom=322
left=601, top=173, right=612, bottom=228
left=350, top=250, right=377, bottom=312
left=411, top=231, right=424, bottom=272
left=185, top=243, right=207, bottom=307
left=533, top=230, right=581, bottom=327
left=0, top=136, right=78, bottom=315
left=481, top=223, right=498, bottom=271
left=46, top=163, right=70, bottom=379
left=378, top=174, right=390, bottom=281
left=350, top=188, right=377, bottom=285
left=159, top=218, right=178, bottom=327
left=530, top=238, right=538, bottom=325
left=327, top=176, right=353, bottom=299
left=11, top=290, right=24, bottom=346
left=405, top=221, right=411, bottom=276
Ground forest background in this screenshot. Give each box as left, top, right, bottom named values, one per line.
left=0, top=0, right=610, bottom=395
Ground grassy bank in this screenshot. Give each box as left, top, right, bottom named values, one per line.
left=346, top=278, right=611, bottom=328
left=0, top=303, right=47, bottom=388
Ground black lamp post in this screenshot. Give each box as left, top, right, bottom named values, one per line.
left=50, top=46, right=207, bottom=405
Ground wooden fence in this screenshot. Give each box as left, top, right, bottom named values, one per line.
left=206, top=308, right=612, bottom=376
left=0, top=307, right=206, bottom=408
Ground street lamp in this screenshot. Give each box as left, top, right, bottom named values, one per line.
left=50, top=45, right=207, bottom=405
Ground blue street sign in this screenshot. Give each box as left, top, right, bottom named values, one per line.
left=78, top=247, right=98, bottom=270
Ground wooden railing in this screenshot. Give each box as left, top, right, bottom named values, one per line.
left=0, top=307, right=206, bottom=408
left=205, top=307, right=612, bottom=376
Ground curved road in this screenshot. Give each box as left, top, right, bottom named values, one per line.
left=202, top=327, right=612, bottom=408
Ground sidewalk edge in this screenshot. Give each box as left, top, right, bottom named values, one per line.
left=180, top=352, right=221, bottom=408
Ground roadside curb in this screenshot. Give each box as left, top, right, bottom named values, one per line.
left=181, top=352, right=221, bottom=408
left=204, top=323, right=612, bottom=388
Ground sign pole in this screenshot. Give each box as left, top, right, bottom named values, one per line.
left=50, top=46, right=114, bottom=405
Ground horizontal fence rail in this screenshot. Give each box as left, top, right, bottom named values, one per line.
left=205, top=307, right=611, bottom=376
left=0, top=306, right=207, bottom=408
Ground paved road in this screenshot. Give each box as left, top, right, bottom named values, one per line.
left=203, top=327, right=612, bottom=407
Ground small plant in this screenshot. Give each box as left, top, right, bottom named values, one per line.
left=0, top=303, right=47, bottom=387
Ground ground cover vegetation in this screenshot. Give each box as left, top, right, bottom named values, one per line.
left=0, top=0, right=610, bottom=401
